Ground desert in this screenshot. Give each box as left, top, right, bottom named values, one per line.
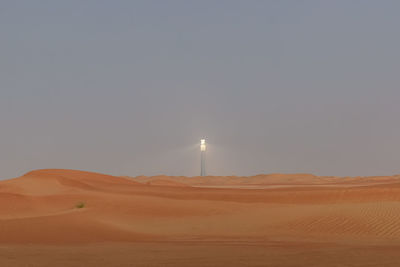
left=1, top=169, right=400, bottom=266
left=3, top=1, right=400, bottom=266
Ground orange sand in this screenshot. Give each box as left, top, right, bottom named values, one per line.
left=1, top=169, right=400, bottom=266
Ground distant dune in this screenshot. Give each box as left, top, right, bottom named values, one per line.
left=131, top=173, right=400, bottom=188
left=2, top=169, right=400, bottom=266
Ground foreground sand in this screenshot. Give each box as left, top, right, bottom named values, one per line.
left=2, top=242, right=400, bottom=267
left=1, top=169, right=400, bottom=266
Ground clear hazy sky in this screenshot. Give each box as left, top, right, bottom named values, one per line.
left=1, top=0, right=400, bottom=179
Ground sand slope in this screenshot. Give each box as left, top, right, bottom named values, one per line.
left=1, top=169, right=400, bottom=245
left=3, top=169, right=400, bottom=266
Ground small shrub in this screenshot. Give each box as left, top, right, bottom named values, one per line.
left=75, top=202, right=85, bottom=209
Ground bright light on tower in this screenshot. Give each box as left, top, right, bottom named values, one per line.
left=200, top=139, right=206, bottom=176
left=200, top=139, right=206, bottom=151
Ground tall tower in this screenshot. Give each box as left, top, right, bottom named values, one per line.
left=200, top=139, right=206, bottom=176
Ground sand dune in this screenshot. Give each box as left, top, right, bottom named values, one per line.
left=144, top=178, right=190, bottom=187
left=1, top=169, right=400, bottom=266
left=133, top=173, right=400, bottom=188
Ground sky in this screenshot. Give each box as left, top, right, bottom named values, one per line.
left=1, top=0, right=400, bottom=179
